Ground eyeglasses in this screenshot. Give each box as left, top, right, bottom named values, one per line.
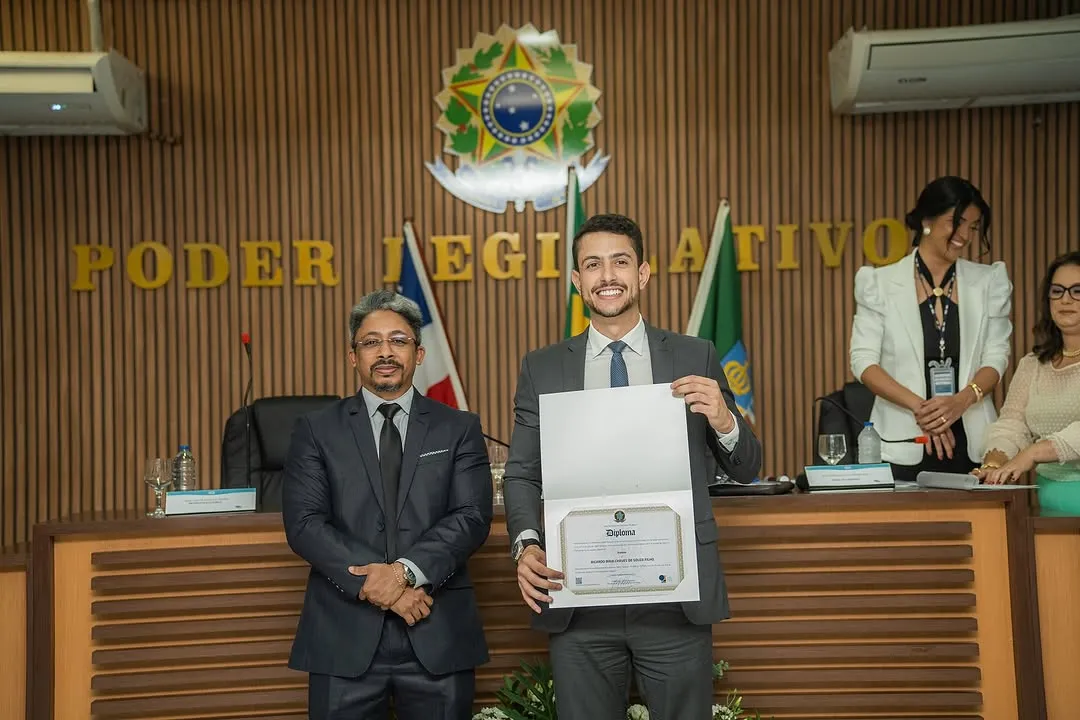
left=1049, top=284, right=1080, bottom=301
left=352, top=336, right=418, bottom=352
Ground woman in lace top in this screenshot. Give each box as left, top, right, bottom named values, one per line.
left=977, top=251, right=1080, bottom=501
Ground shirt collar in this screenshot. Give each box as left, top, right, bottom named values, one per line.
left=587, top=315, right=646, bottom=359
left=361, top=385, right=415, bottom=419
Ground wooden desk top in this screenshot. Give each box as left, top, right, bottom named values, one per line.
left=25, top=487, right=1032, bottom=542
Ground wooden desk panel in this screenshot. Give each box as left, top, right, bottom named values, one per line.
left=0, top=546, right=27, bottom=720
left=27, top=491, right=1043, bottom=720
left=1033, top=516, right=1080, bottom=720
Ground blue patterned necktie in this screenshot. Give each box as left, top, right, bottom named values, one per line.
left=608, top=340, right=629, bottom=388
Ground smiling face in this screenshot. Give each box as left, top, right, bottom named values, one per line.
left=571, top=230, right=651, bottom=320
left=1050, top=262, right=1080, bottom=336
left=348, top=309, right=425, bottom=398
left=923, top=204, right=983, bottom=263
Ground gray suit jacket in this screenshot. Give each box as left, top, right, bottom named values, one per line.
left=503, top=323, right=762, bottom=633
left=282, top=392, right=493, bottom=677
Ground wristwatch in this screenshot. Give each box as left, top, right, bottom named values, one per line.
left=399, top=563, right=416, bottom=588
left=511, top=538, right=541, bottom=563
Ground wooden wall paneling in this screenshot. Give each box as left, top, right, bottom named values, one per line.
left=1, top=0, right=1079, bottom=546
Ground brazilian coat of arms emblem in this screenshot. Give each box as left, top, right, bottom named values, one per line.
left=425, top=24, right=610, bottom=213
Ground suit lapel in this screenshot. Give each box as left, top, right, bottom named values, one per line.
left=647, top=324, right=675, bottom=384
left=396, top=393, right=430, bottom=520
left=562, top=331, right=588, bottom=391
left=346, top=394, right=385, bottom=513
left=890, top=253, right=925, bottom=369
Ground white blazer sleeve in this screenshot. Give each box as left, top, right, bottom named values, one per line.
left=850, top=266, right=885, bottom=381
left=979, top=261, right=1013, bottom=377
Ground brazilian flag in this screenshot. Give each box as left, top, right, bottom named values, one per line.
left=686, top=200, right=756, bottom=424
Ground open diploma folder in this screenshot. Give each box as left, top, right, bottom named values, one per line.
left=539, top=383, right=700, bottom=608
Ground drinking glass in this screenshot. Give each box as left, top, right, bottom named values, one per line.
left=818, top=434, right=847, bottom=466
left=144, top=457, right=173, bottom=518
left=488, top=440, right=508, bottom=505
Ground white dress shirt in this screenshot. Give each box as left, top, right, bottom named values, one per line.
left=361, top=385, right=429, bottom=587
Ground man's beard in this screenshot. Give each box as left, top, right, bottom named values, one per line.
left=371, top=361, right=404, bottom=393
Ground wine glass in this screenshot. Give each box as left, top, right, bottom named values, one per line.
left=487, top=440, right=508, bottom=505
left=818, top=434, right=848, bottom=466
left=144, top=457, right=174, bottom=518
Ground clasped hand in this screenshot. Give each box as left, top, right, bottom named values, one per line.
left=348, top=563, right=433, bottom=625
left=912, top=394, right=971, bottom=460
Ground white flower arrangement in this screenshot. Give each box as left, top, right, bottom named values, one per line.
left=473, top=658, right=764, bottom=720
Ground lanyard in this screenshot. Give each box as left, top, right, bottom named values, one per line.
left=914, top=253, right=956, bottom=361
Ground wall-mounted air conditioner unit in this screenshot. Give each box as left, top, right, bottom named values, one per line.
left=0, top=50, right=147, bottom=135
left=828, top=15, right=1080, bottom=114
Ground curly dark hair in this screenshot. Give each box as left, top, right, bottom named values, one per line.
left=571, top=213, right=645, bottom=271
left=1033, top=250, right=1080, bottom=364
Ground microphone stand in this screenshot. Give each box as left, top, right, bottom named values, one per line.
left=812, top=395, right=928, bottom=446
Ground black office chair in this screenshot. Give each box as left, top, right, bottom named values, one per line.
left=814, top=382, right=875, bottom=465
left=221, top=394, right=340, bottom=512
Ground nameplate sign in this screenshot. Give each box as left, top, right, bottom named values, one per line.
left=165, top=487, right=258, bottom=515
left=803, top=463, right=895, bottom=492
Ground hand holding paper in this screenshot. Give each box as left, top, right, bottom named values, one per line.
left=671, top=374, right=736, bottom=434
left=515, top=546, right=564, bottom=613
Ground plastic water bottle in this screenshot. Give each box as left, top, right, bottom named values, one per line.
left=172, top=444, right=199, bottom=491
left=857, top=422, right=882, bottom=465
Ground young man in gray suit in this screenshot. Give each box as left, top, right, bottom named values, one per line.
left=503, top=213, right=762, bottom=720
left=282, top=289, right=493, bottom=720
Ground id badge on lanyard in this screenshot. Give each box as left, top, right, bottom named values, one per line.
left=929, top=361, right=956, bottom=397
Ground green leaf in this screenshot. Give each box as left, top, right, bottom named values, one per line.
left=450, top=125, right=478, bottom=154
left=538, top=47, right=576, bottom=78
left=451, top=65, right=479, bottom=83
left=560, top=120, right=589, bottom=157
left=566, top=98, right=592, bottom=127
left=475, top=42, right=503, bottom=70
left=445, top=97, right=471, bottom=126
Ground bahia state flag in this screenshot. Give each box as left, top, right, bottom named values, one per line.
left=398, top=221, right=469, bottom=410
left=564, top=168, right=591, bottom=338
left=685, top=200, right=756, bottom=425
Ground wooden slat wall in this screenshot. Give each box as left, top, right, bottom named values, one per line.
left=2, top=0, right=1078, bottom=546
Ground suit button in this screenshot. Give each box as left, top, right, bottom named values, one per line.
left=377, top=520, right=385, bottom=531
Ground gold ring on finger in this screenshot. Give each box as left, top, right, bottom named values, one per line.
left=939, top=416, right=946, bottom=425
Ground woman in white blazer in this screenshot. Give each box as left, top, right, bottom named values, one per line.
left=849, top=176, right=1013, bottom=482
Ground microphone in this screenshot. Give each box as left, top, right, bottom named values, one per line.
left=241, top=332, right=254, bottom=489
left=812, top=396, right=928, bottom=445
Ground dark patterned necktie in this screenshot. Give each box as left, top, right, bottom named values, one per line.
left=609, top=340, right=629, bottom=387
left=378, top=403, right=402, bottom=558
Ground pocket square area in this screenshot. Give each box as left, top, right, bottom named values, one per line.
left=418, top=448, right=450, bottom=458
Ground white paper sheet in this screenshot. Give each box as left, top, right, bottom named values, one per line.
left=539, top=383, right=700, bottom=607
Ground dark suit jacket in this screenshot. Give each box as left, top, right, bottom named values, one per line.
left=503, top=323, right=762, bottom=633
left=282, top=391, right=493, bottom=677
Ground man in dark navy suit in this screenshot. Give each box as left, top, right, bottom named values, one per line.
left=282, top=289, right=493, bottom=720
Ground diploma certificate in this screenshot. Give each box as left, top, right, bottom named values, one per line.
left=560, top=505, right=685, bottom=595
